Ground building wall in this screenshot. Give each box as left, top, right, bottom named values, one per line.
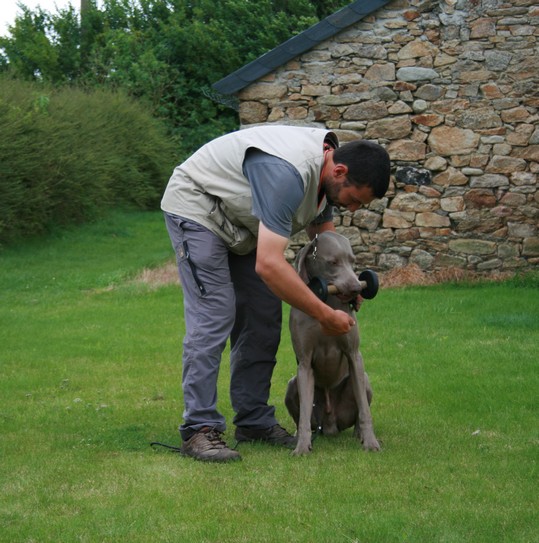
left=237, top=0, right=538, bottom=274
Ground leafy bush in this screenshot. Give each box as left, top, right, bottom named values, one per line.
left=0, top=78, right=177, bottom=243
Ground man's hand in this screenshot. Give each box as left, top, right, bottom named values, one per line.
left=319, top=309, right=356, bottom=336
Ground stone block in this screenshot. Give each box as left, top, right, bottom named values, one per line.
left=388, top=101, right=413, bottom=114
left=387, top=140, right=427, bottom=161
left=470, top=18, right=496, bottom=39
left=395, top=167, right=432, bottom=187
left=484, top=50, right=513, bottom=71
left=343, top=101, right=388, bottom=121
left=398, top=40, right=436, bottom=60
left=391, top=192, right=439, bottom=212
left=513, top=145, right=539, bottom=162
left=477, top=258, right=502, bottom=271
left=239, top=101, right=269, bottom=124
left=434, top=53, right=458, bottom=67
left=449, top=239, right=497, bottom=255
left=415, top=84, right=444, bottom=101
left=383, top=209, right=414, bottom=229
left=301, top=84, right=331, bottom=96
left=352, top=210, right=381, bottom=232
left=432, top=99, right=470, bottom=115
left=410, top=249, right=435, bottom=270
left=355, top=253, right=377, bottom=268
left=238, top=84, right=287, bottom=100
left=434, top=253, right=467, bottom=268
left=416, top=212, right=451, bottom=227
left=419, top=186, right=442, bottom=198
left=498, top=243, right=520, bottom=259
left=411, top=113, right=444, bottom=127
left=424, top=156, right=447, bottom=171
left=464, top=189, right=497, bottom=208
left=364, top=63, right=396, bottom=81
left=522, top=237, right=539, bottom=256
left=490, top=206, right=513, bottom=218
left=428, top=126, right=480, bottom=155
left=501, top=107, right=530, bottom=123
left=507, top=124, right=535, bottom=146
left=432, top=167, right=468, bottom=186
left=396, top=228, right=420, bottom=242
left=368, top=229, right=395, bottom=244
left=500, top=192, right=527, bottom=207
left=441, top=196, right=465, bottom=212
left=318, top=94, right=361, bottom=106
left=508, top=222, right=537, bottom=238
left=470, top=174, right=510, bottom=188
left=378, top=253, right=407, bottom=269
left=365, top=116, right=412, bottom=139
left=456, top=107, right=502, bottom=130
left=396, top=67, right=439, bottom=82
left=419, top=227, right=451, bottom=238
left=511, top=173, right=536, bottom=190
left=480, top=83, right=504, bottom=99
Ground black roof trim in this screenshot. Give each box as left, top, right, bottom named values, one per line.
left=212, top=0, right=393, bottom=95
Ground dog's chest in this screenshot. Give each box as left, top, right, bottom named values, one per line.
left=311, top=340, right=351, bottom=386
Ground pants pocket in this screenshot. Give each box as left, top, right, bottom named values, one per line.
left=181, top=240, right=207, bottom=297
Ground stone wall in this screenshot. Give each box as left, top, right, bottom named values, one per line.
left=237, top=0, right=539, bottom=274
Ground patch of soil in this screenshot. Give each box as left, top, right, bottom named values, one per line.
left=135, top=261, right=179, bottom=287
left=379, top=264, right=513, bottom=288
left=136, top=261, right=513, bottom=289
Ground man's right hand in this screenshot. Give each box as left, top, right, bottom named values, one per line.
left=319, top=308, right=356, bottom=336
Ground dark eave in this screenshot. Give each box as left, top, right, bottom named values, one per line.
left=213, top=0, right=393, bottom=96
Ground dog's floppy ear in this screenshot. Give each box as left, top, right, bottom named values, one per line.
left=294, top=241, right=314, bottom=283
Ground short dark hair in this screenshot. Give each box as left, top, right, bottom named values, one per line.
left=333, top=140, right=390, bottom=199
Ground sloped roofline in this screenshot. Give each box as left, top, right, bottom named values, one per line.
left=212, top=0, right=393, bottom=95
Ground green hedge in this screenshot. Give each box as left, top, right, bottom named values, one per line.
left=0, top=78, right=178, bottom=244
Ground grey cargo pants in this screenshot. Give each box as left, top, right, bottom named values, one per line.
left=164, top=213, right=282, bottom=441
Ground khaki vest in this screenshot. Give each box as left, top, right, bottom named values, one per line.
left=161, top=125, right=336, bottom=254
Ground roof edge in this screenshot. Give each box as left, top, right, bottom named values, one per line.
left=213, top=0, right=392, bottom=95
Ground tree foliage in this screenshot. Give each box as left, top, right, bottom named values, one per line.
left=0, top=0, right=350, bottom=153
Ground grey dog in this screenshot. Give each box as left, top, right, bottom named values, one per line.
left=285, top=231, right=380, bottom=455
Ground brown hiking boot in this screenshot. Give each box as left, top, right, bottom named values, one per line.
left=235, top=424, right=297, bottom=449
left=180, top=427, right=241, bottom=463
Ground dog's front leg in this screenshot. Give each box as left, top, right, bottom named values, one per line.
left=293, top=362, right=315, bottom=455
left=350, top=352, right=380, bottom=451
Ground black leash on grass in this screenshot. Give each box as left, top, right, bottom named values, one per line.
left=150, top=441, right=183, bottom=453
left=150, top=440, right=242, bottom=452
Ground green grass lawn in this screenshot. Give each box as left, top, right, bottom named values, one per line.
left=1, top=211, right=538, bottom=543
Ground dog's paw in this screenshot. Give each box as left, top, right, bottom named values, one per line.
left=361, top=435, right=381, bottom=452
left=292, top=444, right=312, bottom=456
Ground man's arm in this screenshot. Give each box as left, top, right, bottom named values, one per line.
left=255, top=223, right=355, bottom=336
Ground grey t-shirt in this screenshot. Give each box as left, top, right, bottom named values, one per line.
left=242, top=148, right=333, bottom=238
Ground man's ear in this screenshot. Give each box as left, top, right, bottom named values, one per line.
left=333, top=163, right=348, bottom=178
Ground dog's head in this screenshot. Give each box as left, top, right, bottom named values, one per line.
left=295, top=232, right=362, bottom=303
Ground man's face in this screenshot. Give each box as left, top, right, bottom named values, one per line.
left=325, top=178, right=375, bottom=212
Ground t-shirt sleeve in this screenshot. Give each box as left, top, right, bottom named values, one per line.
left=242, top=148, right=304, bottom=238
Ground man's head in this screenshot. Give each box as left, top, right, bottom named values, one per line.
left=322, top=140, right=391, bottom=212
left=333, top=140, right=391, bottom=199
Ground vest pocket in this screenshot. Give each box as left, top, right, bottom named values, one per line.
left=208, top=198, right=256, bottom=254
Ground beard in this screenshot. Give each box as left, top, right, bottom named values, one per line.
left=322, top=177, right=342, bottom=208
